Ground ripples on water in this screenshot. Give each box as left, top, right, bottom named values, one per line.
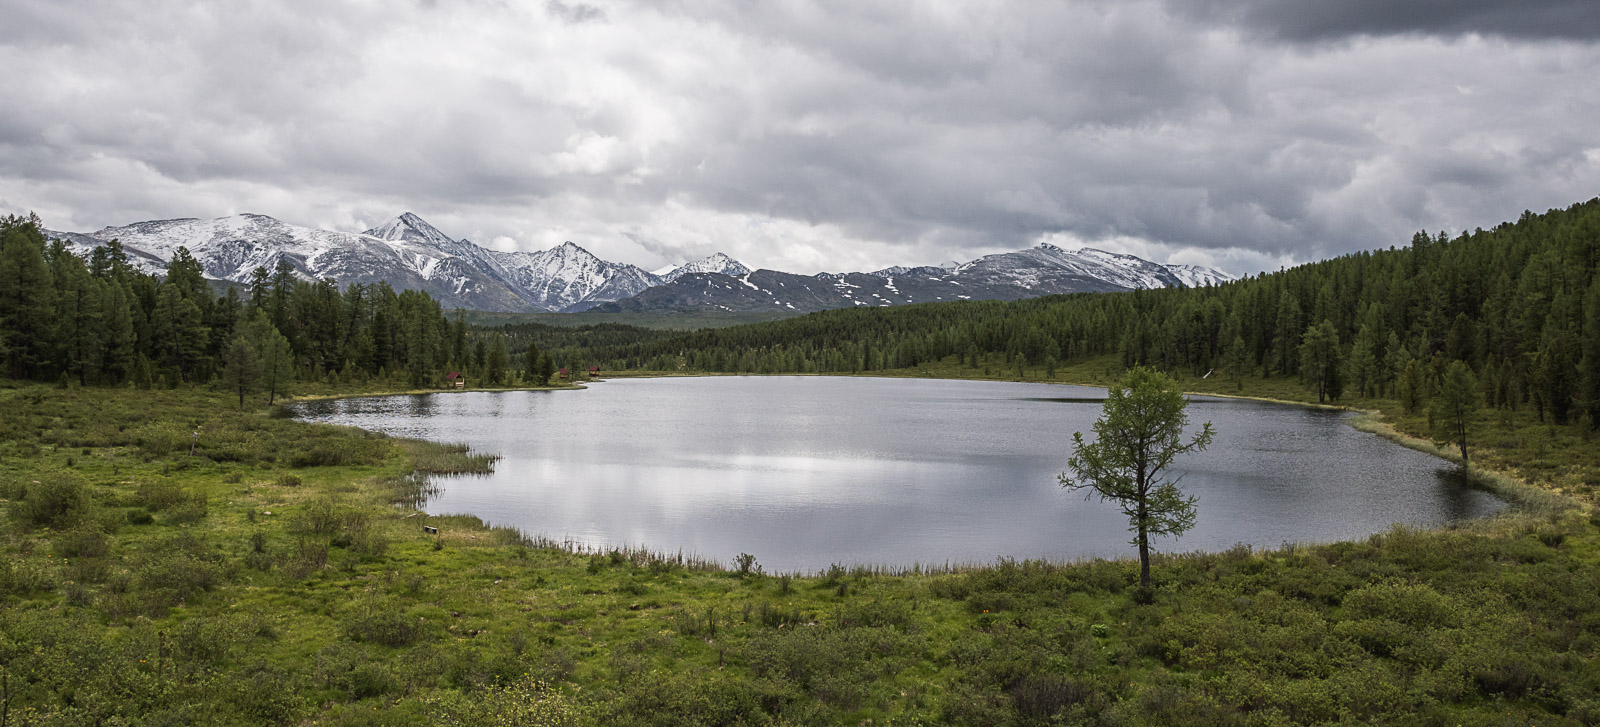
left=294, top=376, right=1505, bottom=572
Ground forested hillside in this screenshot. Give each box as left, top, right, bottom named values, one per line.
left=585, top=199, right=1600, bottom=428
left=0, top=215, right=671, bottom=393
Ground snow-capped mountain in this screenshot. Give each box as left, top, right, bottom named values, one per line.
left=657, top=252, right=752, bottom=283
left=47, top=211, right=1230, bottom=316
left=1166, top=263, right=1233, bottom=288
left=46, top=213, right=659, bottom=313
left=596, top=243, right=1231, bottom=315
left=487, top=241, right=660, bottom=313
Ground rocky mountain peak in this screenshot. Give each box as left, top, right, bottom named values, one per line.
left=660, top=252, right=751, bottom=282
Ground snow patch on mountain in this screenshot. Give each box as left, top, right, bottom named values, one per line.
left=658, top=252, right=750, bottom=283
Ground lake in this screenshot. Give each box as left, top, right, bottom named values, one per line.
left=292, top=376, right=1506, bottom=572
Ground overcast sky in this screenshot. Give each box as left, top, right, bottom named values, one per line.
left=3, top=0, right=1598, bottom=276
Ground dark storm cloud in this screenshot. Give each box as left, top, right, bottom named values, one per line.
left=1174, top=0, right=1600, bottom=42
left=1, top=0, right=1597, bottom=275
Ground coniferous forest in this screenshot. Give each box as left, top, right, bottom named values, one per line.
left=8, top=198, right=1598, bottom=429
left=2, top=202, right=1600, bottom=725
left=580, top=198, right=1600, bottom=434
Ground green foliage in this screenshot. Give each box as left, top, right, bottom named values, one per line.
left=7, top=469, right=90, bottom=529
left=0, top=385, right=1597, bottom=725
left=219, top=333, right=263, bottom=408
left=1062, top=367, right=1215, bottom=587
left=565, top=199, right=1600, bottom=439
left=343, top=598, right=425, bottom=647
left=1435, top=360, right=1481, bottom=465
left=1299, top=318, right=1344, bottom=402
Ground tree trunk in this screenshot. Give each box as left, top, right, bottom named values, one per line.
left=1138, top=529, right=1150, bottom=588
left=1137, top=501, right=1151, bottom=588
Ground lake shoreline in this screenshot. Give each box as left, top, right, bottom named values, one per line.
left=599, top=368, right=1585, bottom=521
left=5, top=383, right=1596, bottom=724
left=298, top=374, right=1523, bottom=572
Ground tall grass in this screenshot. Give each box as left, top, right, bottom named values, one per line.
left=399, top=440, right=500, bottom=475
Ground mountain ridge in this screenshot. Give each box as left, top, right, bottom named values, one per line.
left=47, top=213, right=1232, bottom=315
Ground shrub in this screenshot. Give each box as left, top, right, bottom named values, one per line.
left=350, top=527, right=389, bottom=559
left=343, top=600, right=424, bottom=647
left=54, top=526, right=111, bottom=558
left=293, top=498, right=345, bottom=535
left=166, top=492, right=208, bottom=523
left=10, top=470, right=90, bottom=529
left=136, top=548, right=224, bottom=604
left=0, top=556, right=56, bottom=596
left=1343, top=581, right=1460, bottom=628
left=1010, top=674, right=1095, bottom=722
left=422, top=675, right=585, bottom=726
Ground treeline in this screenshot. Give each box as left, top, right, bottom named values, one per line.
left=0, top=215, right=527, bottom=396
left=583, top=198, right=1600, bottom=427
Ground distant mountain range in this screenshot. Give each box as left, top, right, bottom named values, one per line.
left=46, top=212, right=1231, bottom=315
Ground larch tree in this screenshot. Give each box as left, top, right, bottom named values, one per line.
left=220, top=335, right=263, bottom=409
left=247, top=313, right=295, bottom=405
left=486, top=336, right=509, bottom=385
left=523, top=342, right=543, bottom=383
left=1434, top=360, right=1480, bottom=467
left=1061, top=367, right=1215, bottom=590
left=1298, top=319, right=1343, bottom=403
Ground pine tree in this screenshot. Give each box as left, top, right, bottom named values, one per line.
left=538, top=353, right=557, bottom=386
left=220, top=335, right=263, bottom=408
left=523, top=342, right=543, bottom=382
left=486, top=337, right=508, bottom=385
left=0, top=216, right=57, bottom=379
left=1225, top=334, right=1249, bottom=391
left=1298, top=319, right=1343, bottom=403
left=1347, top=325, right=1379, bottom=398
left=149, top=284, right=208, bottom=382
left=248, top=313, right=295, bottom=405
left=1580, top=279, right=1600, bottom=429
left=1435, top=361, right=1480, bottom=467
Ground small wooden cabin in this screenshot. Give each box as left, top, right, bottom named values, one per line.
left=445, top=371, right=465, bottom=389
left=588, top=365, right=600, bottom=377
left=558, top=367, right=570, bottom=380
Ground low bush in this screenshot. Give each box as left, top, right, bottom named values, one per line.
left=54, top=526, right=111, bottom=558
left=343, top=599, right=424, bottom=647
left=9, top=470, right=91, bottom=529
left=0, top=556, right=56, bottom=596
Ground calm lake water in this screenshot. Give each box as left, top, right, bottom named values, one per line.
left=293, top=376, right=1505, bottom=572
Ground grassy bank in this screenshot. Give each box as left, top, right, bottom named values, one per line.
left=2, top=380, right=1599, bottom=725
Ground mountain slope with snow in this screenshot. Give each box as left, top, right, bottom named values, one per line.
left=47, top=212, right=1230, bottom=315
left=597, top=243, right=1231, bottom=315
left=46, top=213, right=661, bottom=313
left=657, top=252, right=752, bottom=283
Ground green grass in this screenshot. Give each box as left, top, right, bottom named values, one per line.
left=1, top=380, right=1599, bottom=725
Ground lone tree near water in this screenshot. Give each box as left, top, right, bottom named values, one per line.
left=1061, top=367, right=1214, bottom=589
left=1435, top=360, right=1480, bottom=467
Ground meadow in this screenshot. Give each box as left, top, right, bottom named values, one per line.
left=1, top=370, right=1598, bottom=726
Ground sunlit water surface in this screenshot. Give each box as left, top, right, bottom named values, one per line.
left=293, top=376, right=1504, bottom=572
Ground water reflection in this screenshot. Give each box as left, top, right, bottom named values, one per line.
left=294, top=376, right=1507, bottom=572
